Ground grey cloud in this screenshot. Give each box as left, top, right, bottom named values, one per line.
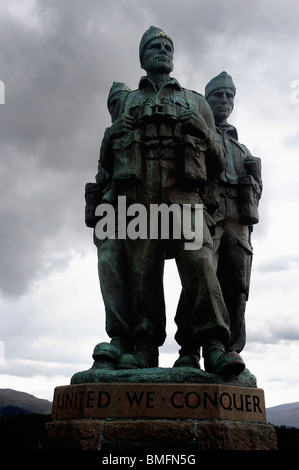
left=258, top=255, right=299, bottom=274
left=1, top=0, right=299, bottom=301
left=247, top=320, right=299, bottom=345
left=258, top=259, right=293, bottom=273
left=285, top=131, right=299, bottom=148
left=2, top=358, right=84, bottom=380
left=0, top=148, right=88, bottom=297
left=0, top=1, right=149, bottom=298
left=272, top=325, right=299, bottom=342
left=139, top=0, right=299, bottom=87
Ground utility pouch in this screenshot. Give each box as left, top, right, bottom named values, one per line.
left=112, top=130, right=143, bottom=181
left=238, top=175, right=260, bottom=225
left=183, top=134, right=207, bottom=183
left=85, top=182, right=102, bottom=228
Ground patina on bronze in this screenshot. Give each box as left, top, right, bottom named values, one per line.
left=205, top=72, right=262, bottom=353
left=176, top=72, right=262, bottom=355
left=84, top=27, right=263, bottom=378
left=44, top=28, right=275, bottom=453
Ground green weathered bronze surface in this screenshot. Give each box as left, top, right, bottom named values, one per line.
left=71, top=367, right=256, bottom=388
left=82, top=27, right=262, bottom=380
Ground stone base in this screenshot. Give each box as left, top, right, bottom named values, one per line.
left=45, top=418, right=277, bottom=451
left=45, top=381, right=277, bottom=451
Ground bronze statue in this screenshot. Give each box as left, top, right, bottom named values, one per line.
left=88, top=27, right=247, bottom=376
left=86, top=82, right=134, bottom=367
left=204, top=72, right=262, bottom=353
left=175, top=72, right=262, bottom=360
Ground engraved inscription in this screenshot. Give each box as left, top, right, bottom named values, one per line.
left=55, top=388, right=262, bottom=414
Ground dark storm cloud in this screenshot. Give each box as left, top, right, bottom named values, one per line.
left=0, top=0, right=154, bottom=298
left=137, top=0, right=299, bottom=91
left=0, top=0, right=138, bottom=297
left=1, top=0, right=299, bottom=299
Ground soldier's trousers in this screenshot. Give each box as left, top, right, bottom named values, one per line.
left=96, top=235, right=132, bottom=344
left=212, top=190, right=253, bottom=353
left=123, top=214, right=231, bottom=349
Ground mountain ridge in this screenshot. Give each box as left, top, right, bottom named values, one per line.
left=266, top=401, right=299, bottom=428
left=0, top=388, right=52, bottom=416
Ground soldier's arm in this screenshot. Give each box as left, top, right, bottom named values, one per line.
left=181, top=96, right=226, bottom=175
left=100, top=115, right=135, bottom=174
left=108, top=115, right=134, bottom=140
left=99, top=128, right=114, bottom=174
left=198, top=97, right=226, bottom=175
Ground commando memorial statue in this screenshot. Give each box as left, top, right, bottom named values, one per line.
left=83, top=26, right=262, bottom=380
left=47, top=27, right=281, bottom=453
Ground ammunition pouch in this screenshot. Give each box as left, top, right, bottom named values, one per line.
left=238, top=175, right=261, bottom=225
left=182, top=134, right=207, bottom=184
left=112, top=130, right=143, bottom=181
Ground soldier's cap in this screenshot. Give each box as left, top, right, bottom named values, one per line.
left=139, top=26, right=173, bottom=63
left=205, top=71, right=236, bottom=100
left=107, top=82, right=132, bottom=107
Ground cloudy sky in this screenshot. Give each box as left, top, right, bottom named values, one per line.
left=1, top=0, right=299, bottom=408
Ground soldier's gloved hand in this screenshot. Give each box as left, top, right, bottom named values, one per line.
left=108, top=114, right=135, bottom=140
left=180, top=110, right=209, bottom=140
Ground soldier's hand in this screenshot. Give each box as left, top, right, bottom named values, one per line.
left=108, top=114, right=135, bottom=140
left=180, top=110, right=209, bottom=140
left=244, top=156, right=262, bottom=182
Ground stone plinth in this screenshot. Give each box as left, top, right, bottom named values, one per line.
left=46, top=417, right=277, bottom=451
left=45, top=381, right=277, bottom=451
left=52, top=383, right=266, bottom=422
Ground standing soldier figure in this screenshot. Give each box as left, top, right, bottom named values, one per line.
left=98, top=27, right=245, bottom=375
left=204, top=71, right=262, bottom=353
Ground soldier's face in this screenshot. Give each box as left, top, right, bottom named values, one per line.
left=208, top=89, right=234, bottom=123
left=141, top=37, right=174, bottom=74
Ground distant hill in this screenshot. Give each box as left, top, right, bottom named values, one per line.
left=266, top=402, right=299, bottom=428
left=0, top=389, right=52, bottom=417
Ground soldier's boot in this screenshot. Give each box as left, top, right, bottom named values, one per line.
left=91, top=338, right=131, bottom=370
left=203, top=340, right=245, bottom=376
left=173, top=347, right=201, bottom=369
left=117, top=341, right=158, bottom=369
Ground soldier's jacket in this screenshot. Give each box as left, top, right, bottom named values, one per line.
left=214, top=123, right=262, bottom=225
left=100, top=76, right=226, bottom=211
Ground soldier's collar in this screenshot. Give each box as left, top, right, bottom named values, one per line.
left=139, top=75, right=183, bottom=91
left=216, top=122, right=239, bottom=140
